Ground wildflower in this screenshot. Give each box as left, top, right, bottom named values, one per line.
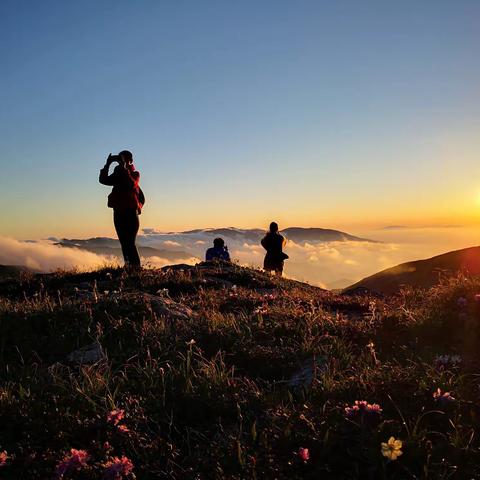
left=344, top=404, right=360, bottom=417
left=186, top=339, right=196, bottom=346
left=433, top=388, right=455, bottom=404
left=54, top=449, right=89, bottom=478
left=457, top=297, right=468, bottom=308
left=365, top=403, right=383, bottom=414
left=103, top=456, right=134, bottom=479
left=0, top=451, right=8, bottom=467
left=298, top=447, right=310, bottom=462
left=381, top=437, right=403, bottom=461
left=345, top=400, right=382, bottom=418
left=107, top=409, right=125, bottom=426
left=253, top=306, right=268, bottom=315
left=117, top=424, right=130, bottom=434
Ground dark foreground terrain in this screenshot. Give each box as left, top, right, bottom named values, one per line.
left=0, top=263, right=479, bottom=479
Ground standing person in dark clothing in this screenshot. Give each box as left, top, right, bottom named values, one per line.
left=205, top=238, right=231, bottom=262
left=99, top=151, right=144, bottom=268
left=261, top=222, right=288, bottom=276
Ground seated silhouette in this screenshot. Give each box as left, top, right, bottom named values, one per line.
left=205, top=238, right=231, bottom=262
left=261, top=222, right=288, bottom=276
left=99, top=151, right=144, bottom=268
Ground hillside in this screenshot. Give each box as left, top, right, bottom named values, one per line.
left=281, top=227, right=375, bottom=243
left=0, top=264, right=36, bottom=279
left=346, top=245, right=480, bottom=294
left=0, top=264, right=479, bottom=478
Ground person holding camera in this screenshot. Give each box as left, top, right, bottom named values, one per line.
left=205, top=237, right=231, bottom=262
left=99, top=150, right=144, bottom=268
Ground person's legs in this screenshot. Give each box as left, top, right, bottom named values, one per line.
left=123, top=210, right=141, bottom=267
left=113, top=210, right=130, bottom=265
left=275, top=261, right=284, bottom=276
left=114, top=210, right=141, bottom=267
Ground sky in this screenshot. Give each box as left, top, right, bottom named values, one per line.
left=1, top=0, right=480, bottom=239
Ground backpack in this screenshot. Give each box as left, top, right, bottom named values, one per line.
left=137, top=187, right=145, bottom=207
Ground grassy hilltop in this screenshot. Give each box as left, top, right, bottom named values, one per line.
left=0, top=263, right=479, bottom=479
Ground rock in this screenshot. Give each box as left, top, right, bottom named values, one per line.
left=161, top=264, right=196, bottom=272
left=67, top=341, right=105, bottom=364
left=144, top=294, right=194, bottom=320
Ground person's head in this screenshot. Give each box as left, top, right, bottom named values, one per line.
left=213, top=237, right=225, bottom=248
left=119, top=150, right=134, bottom=165
left=269, top=222, right=279, bottom=233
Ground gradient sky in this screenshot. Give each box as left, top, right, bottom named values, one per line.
left=1, top=1, right=480, bottom=239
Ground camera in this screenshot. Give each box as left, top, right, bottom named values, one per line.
left=109, top=154, right=122, bottom=163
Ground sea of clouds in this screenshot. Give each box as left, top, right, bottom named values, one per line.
left=2, top=226, right=479, bottom=289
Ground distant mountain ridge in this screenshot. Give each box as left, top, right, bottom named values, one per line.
left=280, top=227, right=374, bottom=243
left=345, top=246, right=480, bottom=294
left=142, top=226, right=376, bottom=244
left=56, top=238, right=189, bottom=261
left=56, top=227, right=376, bottom=260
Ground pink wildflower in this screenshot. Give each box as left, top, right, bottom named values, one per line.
left=104, top=456, right=134, bottom=479
left=117, top=424, right=130, bottom=434
left=107, top=409, right=125, bottom=426
left=54, top=449, right=89, bottom=478
left=0, top=451, right=8, bottom=467
left=365, top=403, right=383, bottom=414
left=253, top=306, right=268, bottom=315
left=345, top=400, right=382, bottom=418
left=433, top=388, right=455, bottom=404
left=344, top=405, right=360, bottom=417
left=298, top=447, right=310, bottom=462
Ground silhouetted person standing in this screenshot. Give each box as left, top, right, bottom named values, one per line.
left=99, top=151, right=144, bottom=268
left=261, top=222, right=288, bottom=276
left=205, top=238, right=231, bottom=262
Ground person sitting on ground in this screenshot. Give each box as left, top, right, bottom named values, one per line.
left=261, top=222, right=288, bottom=276
left=205, top=238, right=231, bottom=262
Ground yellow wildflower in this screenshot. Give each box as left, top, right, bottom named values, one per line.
left=381, top=436, right=403, bottom=461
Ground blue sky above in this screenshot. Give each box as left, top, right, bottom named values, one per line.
left=1, top=1, right=480, bottom=238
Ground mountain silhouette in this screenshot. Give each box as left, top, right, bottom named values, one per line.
left=345, top=245, right=480, bottom=294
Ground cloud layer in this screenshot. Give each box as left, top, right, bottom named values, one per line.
left=0, top=237, right=112, bottom=272
left=4, top=225, right=479, bottom=289
left=0, top=237, right=198, bottom=273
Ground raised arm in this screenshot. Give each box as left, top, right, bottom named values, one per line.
left=99, top=154, right=119, bottom=186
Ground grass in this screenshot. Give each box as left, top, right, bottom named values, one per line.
left=0, top=263, right=479, bottom=479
